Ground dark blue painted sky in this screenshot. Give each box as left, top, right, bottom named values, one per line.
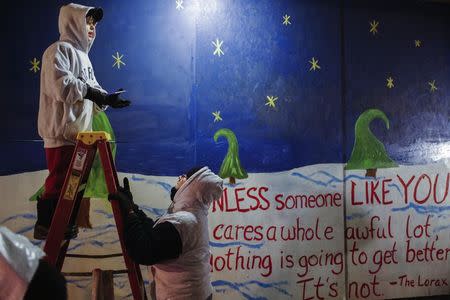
left=0, top=0, right=448, bottom=175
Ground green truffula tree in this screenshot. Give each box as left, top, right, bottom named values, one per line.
left=345, top=108, right=398, bottom=177
left=214, top=128, right=248, bottom=184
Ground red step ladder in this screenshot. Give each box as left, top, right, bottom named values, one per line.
left=43, top=131, right=147, bottom=300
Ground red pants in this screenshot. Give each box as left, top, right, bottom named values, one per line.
left=42, top=145, right=75, bottom=200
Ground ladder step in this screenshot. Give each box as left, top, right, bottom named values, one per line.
left=65, top=253, right=123, bottom=259
left=62, top=269, right=128, bottom=277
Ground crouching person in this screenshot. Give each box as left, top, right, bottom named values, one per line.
left=109, top=166, right=223, bottom=300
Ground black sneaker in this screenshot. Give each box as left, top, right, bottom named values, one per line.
left=33, top=224, right=78, bottom=240
left=33, top=198, right=79, bottom=240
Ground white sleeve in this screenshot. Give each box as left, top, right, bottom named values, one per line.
left=92, top=84, right=107, bottom=95
left=90, top=72, right=107, bottom=94
left=90, top=74, right=108, bottom=111
left=42, top=44, right=87, bottom=104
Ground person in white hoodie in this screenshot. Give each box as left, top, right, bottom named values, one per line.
left=109, top=166, right=224, bottom=300
left=35, top=3, right=131, bottom=240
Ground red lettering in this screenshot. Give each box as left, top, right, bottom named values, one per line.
left=433, top=173, right=450, bottom=204
left=351, top=181, right=363, bottom=205
left=397, top=175, right=415, bottom=204
left=212, top=188, right=226, bottom=212
left=382, top=179, right=393, bottom=204
left=234, top=187, right=248, bottom=212
left=324, top=226, right=334, bottom=240
left=246, top=187, right=260, bottom=210
left=275, top=194, right=284, bottom=210
left=370, top=180, right=381, bottom=204
left=414, top=174, right=432, bottom=204
left=258, top=186, right=270, bottom=210
left=253, top=225, right=263, bottom=241
left=213, top=224, right=224, bottom=240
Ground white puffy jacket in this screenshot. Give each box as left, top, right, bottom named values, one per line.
left=152, top=167, right=223, bottom=300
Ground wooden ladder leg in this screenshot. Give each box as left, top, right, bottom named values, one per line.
left=91, top=269, right=114, bottom=300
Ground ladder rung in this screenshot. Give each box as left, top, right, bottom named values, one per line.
left=65, top=253, right=123, bottom=259
left=62, top=269, right=128, bottom=277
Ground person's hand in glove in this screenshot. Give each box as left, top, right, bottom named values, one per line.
left=85, top=86, right=131, bottom=108
left=108, top=177, right=135, bottom=216
left=105, top=88, right=131, bottom=108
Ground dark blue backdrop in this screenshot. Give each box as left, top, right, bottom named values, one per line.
left=0, top=0, right=448, bottom=176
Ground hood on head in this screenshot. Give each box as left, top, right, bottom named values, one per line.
left=58, top=3, right=100, bottom=53
left=172, top=167, right=224, bottom=212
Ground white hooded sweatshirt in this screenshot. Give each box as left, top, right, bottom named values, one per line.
left=152, top=167, right=223, bottom=300
left=38, top=3, right=106, bottom=148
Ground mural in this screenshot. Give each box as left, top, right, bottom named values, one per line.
left=345, top=108, right=397, bottom=177
left=0, top=0, right=449, bottom=299
left=214, top=128, right=248, bottom=184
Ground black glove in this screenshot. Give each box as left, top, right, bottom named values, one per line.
left=105, top=88, right=131, bottom=108
left=85, top=86, right=131, bottom=108
left=108, top=177, right=135, bottom=215
left=121, top=177, right=133, bottom=203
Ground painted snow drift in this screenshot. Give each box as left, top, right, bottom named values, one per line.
left=1, top=160, right=449, bottom=299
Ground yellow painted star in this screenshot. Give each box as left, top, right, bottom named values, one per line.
left=282, top=14, right=291, bottom=26
left=309, top=57, right=321, bottom=71
left=212, top=39, right=224, bottom=57
left=265, top=96, right=278, bottom=108
left=415, top=40, right=421, bottom=47
left=176, top=0, right=184, bottom=10
left=386, top=77, right=394, bottom=89
left=369, top=20, right=379, bottom=35
left=212, top=111, right=222, bottom=122
left=29, top=58, right=40, bottom=73
left=428, top=80, right=437, bottom=92
left=112, top=52, right=126, bottom=69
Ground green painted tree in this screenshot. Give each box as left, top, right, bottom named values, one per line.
left=214, top=128, right=248, bottom=184
left=345, top=108, right=397, bottom=177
